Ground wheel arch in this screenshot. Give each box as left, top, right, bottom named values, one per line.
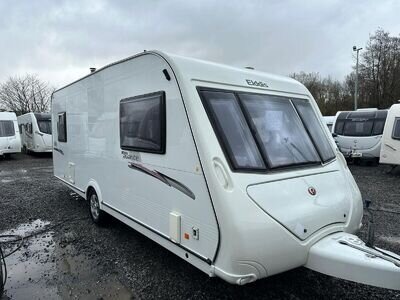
left=85, top=180, right=103, bottom=209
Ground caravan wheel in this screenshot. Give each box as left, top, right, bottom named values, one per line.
left=88, top=190, right=107, bottom=226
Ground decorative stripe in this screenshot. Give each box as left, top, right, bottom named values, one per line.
left=128, top=162, right=195, bottom=200
left=54, top=147, right=64, bottom=155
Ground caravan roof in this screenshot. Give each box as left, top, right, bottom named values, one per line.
left=56, top=51, right=308, bottom=97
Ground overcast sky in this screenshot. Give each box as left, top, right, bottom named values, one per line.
left=1, top=0, right=399, bottom=88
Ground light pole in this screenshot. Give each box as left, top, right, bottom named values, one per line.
left=353, top=46, right=362, bottom=110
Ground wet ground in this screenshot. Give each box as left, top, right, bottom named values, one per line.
left=0, top=153, right=399, bottom=299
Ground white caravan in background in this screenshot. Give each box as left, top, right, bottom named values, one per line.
left=52, top=51, right=400, bottom=290
left=322, top=116, right=336, bottom=132
left=0, top=112, right=21, bottom=158
left=18, top=113, right=52, bottom=153
left=332, top=108, right=388, bottom=161
left=380, top=103, right=400, bottom=167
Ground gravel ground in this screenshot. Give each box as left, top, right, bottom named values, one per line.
left=0, top=153, right=399, bottom=299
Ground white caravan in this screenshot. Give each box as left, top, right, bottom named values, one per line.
left=380, top=103, right=400, bottom=166
left=332, top=109, right=388, bottom=161
left=52, top=51, right=400, bottom=290
left=18, top=113, right=52, bottom=153
left=0, top=112, right=21, bottom=158
left=322, top=116, right=336, bottom=132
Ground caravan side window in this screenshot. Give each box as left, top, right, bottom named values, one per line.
left=57, top=112, right=67, bottom=142
left=393, top=118, right=400, bottom=140
left=119, top=91, right=166, bottom=153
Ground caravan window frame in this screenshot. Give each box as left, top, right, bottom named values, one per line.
left=119, top=91, right=166, bottom=154
left=198, top=87, right=336, bottom=173
left=57, top=112, right=67, bottom=143
left=392, top=118, right=400, bottom=140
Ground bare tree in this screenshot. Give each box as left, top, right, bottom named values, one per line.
left=0, top=74, right=54, bottom=115
left=290, top=72, right=352, bottom=115
left=358, top=29, right=400, bottom=109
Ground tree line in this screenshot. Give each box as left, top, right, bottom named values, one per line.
left=291, top=29, right=400, bottom=116
left=0, top=74, right=54, bottom=115
left=1, top=28, right=399, bottom=116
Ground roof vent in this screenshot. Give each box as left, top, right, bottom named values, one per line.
left=90, top=67, right=96, bottom=73
left=245, top=66, right=255, bottom=70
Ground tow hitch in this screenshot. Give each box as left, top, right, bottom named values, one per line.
left=305, top=202, right=400, bottom=290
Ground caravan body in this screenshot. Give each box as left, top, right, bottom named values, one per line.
left=322, top=116, right=336, bottom=132
left=18, top=113, right=52, bottom=153
left=52, top=51, right=400, bottom=289
left=332, top=109, right=388, bottom=160
left=0, top=112, right=21, bottom=157
left=380, top=104, right=400, bottom=166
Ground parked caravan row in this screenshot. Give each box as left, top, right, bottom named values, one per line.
left=332, top=108, right=388, bottom=161
left=0, top=112, right=21, bottom=158
left=52, top=51, right=400, bottom=290
left=18, top=113, right=53, bottom=154
left=380, top=103, right=400, bottom=167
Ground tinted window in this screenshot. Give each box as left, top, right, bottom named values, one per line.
left=200, top=91, right=265, bottom=169
left=240, top=94, right=320, bottom=168
left=393, top=118, right=400, bottom=140
left=57, top=112, right=67, bottom=142
left=335, top=110, right=387, bottom=137
left=372, top=119, right=386, bottom=135
left=293, top=99, right=335, bottom=162
left=120, top=91, right=166, bottom=153
left=38, top=119, right=52, bottom=134
left=334, top=119, right=345, bottom=135
left=0, top=121, right=15, bottom=137
left=343, top=120, right=374, bottom=136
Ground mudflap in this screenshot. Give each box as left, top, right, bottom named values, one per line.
left=305, top=233, right=400, bottom=290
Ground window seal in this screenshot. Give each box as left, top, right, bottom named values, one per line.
left=119, top=91, right=166, bottom=154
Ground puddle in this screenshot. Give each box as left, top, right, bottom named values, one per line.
left=0, top=219, right=58, bottom=299
left=0, top=169, right=27, bottom=177
left=56, top=246, right=134, bottom=299
left=0, top=219, right=134, bottom=299
left=0, top=179, right=14, bottom=183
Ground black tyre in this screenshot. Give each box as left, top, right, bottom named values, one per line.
left=88, top=189, right=107, bottom=226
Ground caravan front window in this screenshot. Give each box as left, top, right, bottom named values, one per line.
left=240, top=94, right=320, bottom=168
left=343, top=120, right=374, bottom=136
left=334, top=110, right=388, bottom=136
left=199, top=88, right=335, bottom=171
left=292, top=99, right=336, bottom=162
left=0, top=121, right=15, bottom=137
left=38, top=119, right=52, bottom=134
left=393, top=118, right=400, bottom=140
left=200, top=91, right=265, bottom=169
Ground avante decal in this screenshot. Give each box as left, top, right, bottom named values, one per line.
left=128, top=162, right=196, bottom=200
